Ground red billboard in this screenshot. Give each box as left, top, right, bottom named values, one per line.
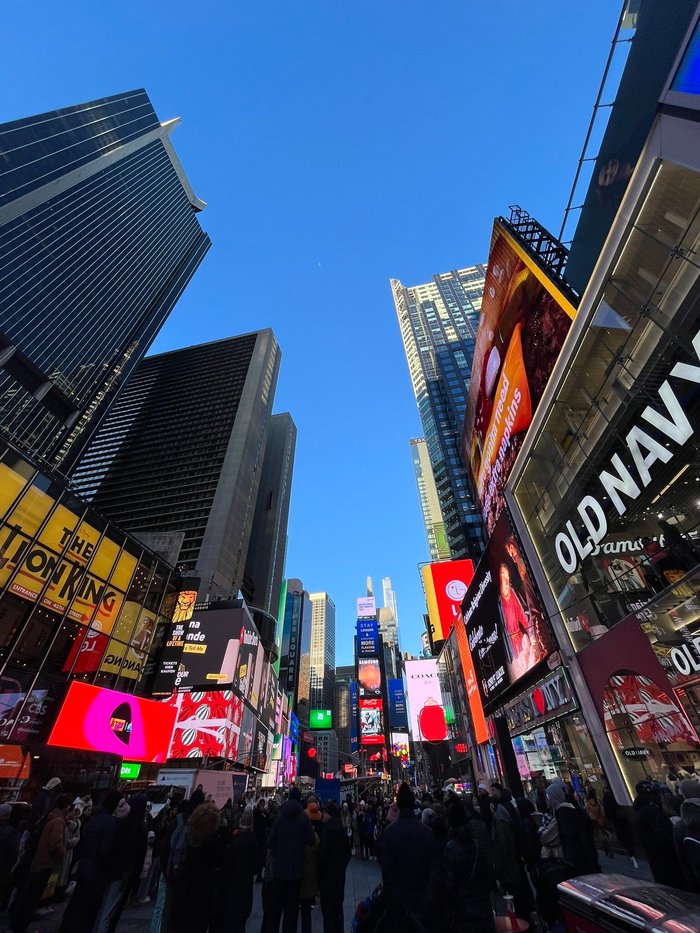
left=463, top=220, right=576, bottom=532
left=359, top=698, right=385, bottom=745
left=166, top=690, right=244, bottom=760
left=422, top=559, right=474, bottom=646
left=48, top=682, right=176, bottom=762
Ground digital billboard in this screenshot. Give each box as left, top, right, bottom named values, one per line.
left=120, top=762, right=142, bottom=779
left=310, top=709, right=333, bottom=729
left=350, top=681, right=358, bottom=753
left=48, top=682, right=176, bottom=762
left=356, top=597, right=376, bottom=619
left=422, top=560, right=475, bottom=645
left=462, top=511, right=554, bottom=704
left=357, top=657, right=382, bottom=698
left=462, top=221, right=576, bottom=533
left=357, top=619, right=380, bottom=657
left=359, top=698, right=385, bottom=745
left=0, top=744, right=30, bottom=780
left=387, top=679, right=408, bottom=730
left=405, top=659, right=447, bottom=744
left=0, top=684, right=61, bottom=745
left=166, top=690, right=243, bottom=760
left=390, top=733, right=409, bottom=759
left=453, top=613, right=488, bottom=745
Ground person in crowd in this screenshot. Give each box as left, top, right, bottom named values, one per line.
left=670, top=779, right=700, bottom=891
left=492, top=786, right=533, bottom=920
left=254, top=799, right=268, bottom=882
left=423, top=807, right=450, bottom=933
left=171, top=802, right=226, bottom=933
left=546, top=779, right=599, bottom=877
left=55, top=798, right=83, bottom=901
left=93, top=794, right=148, bottom=933
left=340, top=802, right=353, bottom=855
left=355, top=802, right=368, bottom=860
left=10, top=793, right=72, bottom=933
left=633, top=780, right=683, bottom=887
left=59, top=790, right=121, bottom=933
left=0, top=802, right=21, bottom=910
left=463, top=798, right=492, bottom=866
left=603, top=782, right=637, bottom=868
left=475, top=784, right=493, bottom=836
left=515, top=797, right=541, bottom=877
left=298, top=820, right=319, bottom=933
left=264, top=787, right=315, bottom=933
left=318, top=800, right=351, bottom=933
left=135, top=831, right=157, bottom=904
left=27, top=777, right=62, bottom=829
left=219, top=804, right=259, bottom=933
left=584, top=788, right=612, bottom=857
left=364, top=802, right=377, bottom=861
left=379, top=782, right=433, bottom=933
left=305, top=794, right=324, bottom=842
left=440, top=802, right=495, bottom=933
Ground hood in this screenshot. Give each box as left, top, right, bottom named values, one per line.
left=681, top=798, right=700, bottom=825
left=281, top=799, right=304, bottom=819
left=494, top=802, right=512, bottom=824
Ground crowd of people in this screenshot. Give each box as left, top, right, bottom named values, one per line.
left=3, top=771, right=700, bottom=933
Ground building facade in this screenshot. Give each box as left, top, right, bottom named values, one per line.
left=393, top=269, right=486, bottom=561
left=0, top=90, right=210, bottom=468
left=334, top=664, right=355, bottom=767
left=308, top=592, right=336, bottom=713
left=71, top=331, right=281, bottom=603
left=279, top=579, right=313, bottom=725
left=409, top=438, right=451, bottom=561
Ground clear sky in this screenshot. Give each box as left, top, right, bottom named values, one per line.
left=4, top=2, right=621, bottom=665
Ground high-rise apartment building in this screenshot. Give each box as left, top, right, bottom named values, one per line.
left=334, top=664, right=355, bottom=766
left=71, top=331, right=280, bottom=601
left=241, top=413, right=297, bottom=617
left=393, top=268, right=486, bottom=560
left=0, top=90, right=210, bottom=468
left=308, top=592, right=336, bottom=712
left=409, top=438, right=451, bottom=561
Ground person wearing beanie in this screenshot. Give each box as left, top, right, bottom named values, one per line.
left=217, top=804, right=260, bottom=932
left=378, top=784, right=432, bottom=931
left=318, top=798, right=351, bottom=933
left=633, top=779, right=683, bottom=887
left=264, top=785, right=315, bottom=933
left=305, top=796, right=324, bottom=842
left=93, top=794, right=148, bottom=933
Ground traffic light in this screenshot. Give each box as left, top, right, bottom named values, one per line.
left=299, top=731, right=319, bottom=778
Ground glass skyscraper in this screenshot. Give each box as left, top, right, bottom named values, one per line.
left=393, top=268, right=486, bottom=560
left=0, top=90, right=210, bottom=468
left=308, top=592, right=336, bottom=712
left=409, top=438, right=451, bottom=561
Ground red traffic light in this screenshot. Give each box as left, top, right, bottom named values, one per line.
left=307, top=747, right=317, bottom=758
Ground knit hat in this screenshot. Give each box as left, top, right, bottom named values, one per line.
left=114, top=798, right=131, bottom=819
left=546, top=781, right=567, bottom=808
left=44, top=777, right=61, bottom=791
left=421, top=807, right=435, bottom=826
left=386, top=802, right=399, bottom=824
left=307, top=801, right=322, bottom=821
left=635, top=780, right=654, bottom=796
left=239, top=805, right=254, bottom=830
left=397, top=783, right=415, bottom=809
left=289, top=787, right=301, bottom=802
left=0, top=803, right=11, bottom=819
left=679, top=779, right=700, bottom=800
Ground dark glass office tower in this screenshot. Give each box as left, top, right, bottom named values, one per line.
left=241, top=413, right=297, bottom=618
left=71, top=331, right=280, bottom=601
left=0, top=90, right=210, bottom=468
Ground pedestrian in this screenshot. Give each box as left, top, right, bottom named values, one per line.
left=171, top=802, right=226, bottom=933
left=264, top=787, right=315, bottom=933
left=0, top=802, right=20, bottom=910
left=254, top=799, right=268, bottom=881
left=356, top=802, right=367, bottom=859
left=463, top=798, right=492, bottom=866
left=298, top=825, right=319, bottom=933
left=379, top=782, right=433, bottom=933
left=546, top=780, right=599, bottom=877
left=27, top=777, right=62, bottom=829
left=10, top=793, right=71, bottom=933
left=318, top=800, right=351, bottom=933
left=515, top=798, right=541, bottom=874
left=218, top=804, right=260, bottom=933
left=305, top=794, right=324, bottom=842
left=603, top=782, right=637, bottom=868
left=93, top=794, right=148, bottom=933
left=440, top=802, right=495, bottom=933
left=584, top=788, right=612, bottom=857
left=633, top=780, right=682, bottom=887
left=492, top=787, right=533, bottom=920
left=340, top=803, right=353, bottom=855
left=56, top=798, right=83, bottom=900
left=475, top=784, right=493, bottom=836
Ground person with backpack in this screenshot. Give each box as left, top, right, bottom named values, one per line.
left=633, top=780, right=681, bottom=887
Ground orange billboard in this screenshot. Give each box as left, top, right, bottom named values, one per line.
left=454, top=613, right=488, bottom=745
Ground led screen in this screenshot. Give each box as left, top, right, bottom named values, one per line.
left=310, top=709, right=333, bottom=729
left=404, top=659, right=447, bottom=744
left=357, top=619, right=380, bottom=657
left=422, top=559, right=474, bottom=645
left=359, top=698, right=385, bottom=745
left=357, top=658, right=382, bottom=698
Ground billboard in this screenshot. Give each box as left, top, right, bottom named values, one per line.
left=359, top=698, right=385, bottom=745
left=390, top=733, right=410, bottom=760
left=0, top=744, right=30, bottom=780
left=357, top=619, right=380, bottom=657
left=405, top=658, right=447, bottom=744
left=387, top=679, right=408, bottom=730
left=462, top=512, right=554, bottom=704
left=0, top=683, right=61, bottom=744
left=166, top=690, right=244, bottom=760
left=356, top=597, right=376, bottom=619
left=357, top=657, right=382, bottom=698
left=48, top=682, right=176, bottom=762
left=454, top=613, right=488, bottom=745
left=422, top=560, right=475, bottom=645
left=350, top=681, right=358, bottom=753
left=310, top=709, right=333, bottom=729
left=462, top=221, right=576, bottom=533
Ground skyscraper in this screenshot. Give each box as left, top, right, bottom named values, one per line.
left=0, top=90, right=210, bottom=467
left=410, top=438, right=451, bottom=561
left=334, top=664, right=355, bottom=767
left=71, top=331, right=280, bottom=601
left=308, top=592, right=336, bottom=712
left=279, top=579, right=313, bottom=723
left=241, top=413, right=297, bottom=617
left=393, top=268, right=486, bottom=560
left=382, top=577, right=399, bottom=629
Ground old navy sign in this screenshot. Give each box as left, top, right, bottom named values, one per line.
left=555, top=329, right=700, bottom=574
left=504, top=669, right=575, bottom=734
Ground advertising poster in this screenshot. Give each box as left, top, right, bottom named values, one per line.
left=357, top=657, right=382, bottom=698
left=234, top=619, right=260, bottom=702
left=422, top=560, right=475, bottom=645
left=238, top=706, right=256, bottom=766
left=453, top=614, right=488, bottom=745
left=49, top=682, right=176, bottom=762
left=359, top=698, right=385, bottom=745
left=603, top=673, right=698, bottom=750
left=462, top=221, right=576, bottom=533
left=167, top=690, right=243, bottom=760
left=463, top=512, right=554, bottom=704
left=356, top=597, right=376, bottom=619
left=100, top=602, right=158, bottom=681
left=357, top=619, right=380, bottom=657
left=0, top=684, right=60, bottom=744
left=387, top=679, right=408, bottom=730
left=350, top=681, right=358, bottom=753
left=390, top=733, right=409, bottom=760
left=404, top=659, right=447, bottom=744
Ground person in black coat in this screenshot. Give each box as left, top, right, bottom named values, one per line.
left=219, top=804, right=260, bottom=933
left=265, top=788, right=315, bottom=933
left=475, top=786, right=493, bottom=836
left=546, top=781, right=599, bottom=877
left=633, top=780, right=683, bottom=887
left=172, top=803, right=227, bottom=933
left=441, top=803, right=495, bottom=933
left=317, top=801, right=351, bottom=933
left=94, top=794, right=148, bottom=933
left=379, top=783, right=433, bottom=933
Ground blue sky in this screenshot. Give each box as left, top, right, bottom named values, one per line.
left=4, top=2, right=621, bottom=664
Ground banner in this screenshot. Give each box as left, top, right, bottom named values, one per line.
left=357, top=619, right=380, bottom=657
left=387, top=679, right=408, bottom=730
left=357, top=657, right=382, bottom=698
left=359, top=698, right=385, bottom=745
left=166, top=690, right=243, bottom=760
left=404, top=659, right=447, bottom=744
left=422, top=560, right=474, bottom=645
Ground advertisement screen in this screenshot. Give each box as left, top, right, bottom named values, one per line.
left=0, top=743, right=31, bottom=780
left=310, top=709, right=332, bottom=729
left=390, top=733, right=409, bottom=759
left=357, top=619, right=380, bottom=657
left=120, top=762, right=142, bottom=779
left=166, top=689, right=243, bottom=760
left=463, top=221, right=576, bottom=533
left=357, top=658, right=382, bottom=698
left=350, top=682, right=358, bottom=753
left=462, top=512, right=554, bottom=704
left=422, top=560, right=475, bottom=645
left=356, top=597, right=376, bottom=619
left=387, top=679, right=408, bottom=730
left=48, top=682, right=176, bottom=762
left=0, top=684, right=60, bottom=744
left=405, top=659, right=447, bottom=744
left=359, top=698, right=385, bottom=745
left=454, top=614, right=488, bottom=745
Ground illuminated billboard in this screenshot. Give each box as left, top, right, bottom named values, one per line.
left=453, top=613, right=488, bottom=745
left=462, top=511, right=554, bottom=704
left=356, top=597, right=376, bottom=619
left=405, top=659, right=447, bottom=744
left=357, top=619, right=380, bottom=657
left=463, top=221, right=576, bottom=533
left=387, top=679, right=408, bottom=730
left=48, top=682, right=176, bottom=762
left=422, top=560, right=474, bottom=646
left=309, top=709, right=332, bottom=729
left=357, top=657, right=382, bottom=698
left=359, top=698, right=385, bottom=745
left=166, top=690, right=243, bottom=760
left=390, top=733, right=409, bottom=759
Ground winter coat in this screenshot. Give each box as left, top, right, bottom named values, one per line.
left=172, top=832, right=227, bottom=933
left=492, top=804, right=523, bottom=890
left=634, top=797, right=682, bottom=887
left=318, top=816, right=351, bottom=896
left=299, top=833, right=320, bottom=900
left=31, top=807, right=67, bottom=873
left=379, top=807, right=433, bottom=929
left=476, top=791, right=493, bottom=835
left=266, top=799, right=315, bottom=882
left=555, top=803, right=599, bottom=876
left=672, top=798, right=700, bottom=891
left=59, top=817, right=81, bottom=887
left=73, top=807, right=117, bottom=885
left=219, top=828, right=260, bottom=926
left=442, top=827, right=495, bottom=933
left=105, top=815, right=147, bottom=881
left=0, top=821, right=20, bottom=881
